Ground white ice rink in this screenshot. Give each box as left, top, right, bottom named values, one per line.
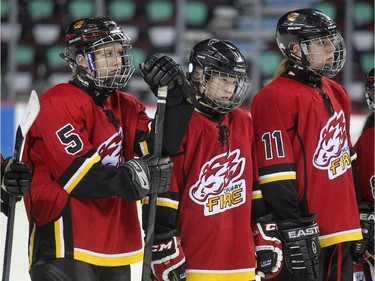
left=0, top=114, right=368, bottom=281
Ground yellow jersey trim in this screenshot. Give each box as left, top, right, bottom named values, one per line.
left=74, top=247, right=144, bottom=267
left=63, top=153, right=101, bottom=194
left=320, top=228, right=363, bottom=248
left=259, top=171, right=296, bottom=185
left=186, top=268, right=255, bottom=281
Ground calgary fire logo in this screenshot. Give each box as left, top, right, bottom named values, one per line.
left=189, top=149, right=246, bottom=216
left=313, top=111, right=351, bottom=179
left=97, top=128, right=124, bottom=167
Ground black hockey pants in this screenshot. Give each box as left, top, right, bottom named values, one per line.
left=30, top=258, right=131, bottom=281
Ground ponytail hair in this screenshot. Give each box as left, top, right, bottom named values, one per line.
left=274, top=59, right=294, bottom=78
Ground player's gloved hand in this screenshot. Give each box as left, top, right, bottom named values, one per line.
left=278, top=214, right=320, bottom=281
left=123, top=154, right=173, bottom=200
left=1, top=157, right=31, bottom=216
left=352, top=201, right=374, bottom=263
left=253, top=214, right=283, bottom=279
left=140, top=54, right=188, bottom=106
left=152, top=236, right=186, bottom=281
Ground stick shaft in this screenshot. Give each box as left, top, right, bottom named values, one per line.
left=141, top=86, right=168, bottom=281
left=2, top=196, right=17, bottom=281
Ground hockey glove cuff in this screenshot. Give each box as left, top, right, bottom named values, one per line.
left=152, top=236, right=186, bottom=281
left=253, top=214, right=283, bottom=279
left=278, top=214, right=320, bottom=281
left=352, top=202, right=374, bottom=263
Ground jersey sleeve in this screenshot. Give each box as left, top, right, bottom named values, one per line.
left=141, top=143, right=186, bottom=241
left=250, top=89, right=302, bottom=221
left=133, top=97, right=193, bottom=158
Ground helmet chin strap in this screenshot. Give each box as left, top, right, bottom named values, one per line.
left=191, top=94, right=216, bottom=116
left=288, top=65, right=321, bottom=84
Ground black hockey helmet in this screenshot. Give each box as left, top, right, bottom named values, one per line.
left=187, top=38, right=249, bottom=113
left=276, top=9, right=346, bottom=78
left=365, top=68, right=374, bottom=111
left=62, top=16, right=135, bottom=89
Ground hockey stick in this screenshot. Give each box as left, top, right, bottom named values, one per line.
left=2, top=90, right=40, bottom=281
left=141, top=86, right=168, bottom=281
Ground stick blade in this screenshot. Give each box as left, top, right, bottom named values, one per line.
left=19, top=90, right=40, bottom=137
left=13, top=90, right=40, bottom=160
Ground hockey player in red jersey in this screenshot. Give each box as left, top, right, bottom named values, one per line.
left=21, top=17, right=192, bottom=281
left=141, top=39, right=266, bottom=281
left=352, top=68, right=374, bottom=281
left=250, top=9, right=362, bottom=281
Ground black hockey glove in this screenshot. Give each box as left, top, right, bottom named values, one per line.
left=152, top=236, right=186, bottom=281
left=352, top=201, right=374, bottom=263
left=1, top=158, right=31, bottom=216
left=253, top=214, right=283, bottom=279
left=123, top=154, right=173, bottom=201
left=278, top=214, right=320, bottom=281
left=140, top=54, right=188, bottom=106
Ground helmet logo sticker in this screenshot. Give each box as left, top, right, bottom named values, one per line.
left=189, top=149, right=246, bottom=216
left=208, top=38, right=220, bottom=45
left=287, top=12, right=299, bottom=22
left=68, top=36, right=81, bottom=45
left=73, top=20, right=85, bottom=29
left=85, top=53, right=96, bottom=72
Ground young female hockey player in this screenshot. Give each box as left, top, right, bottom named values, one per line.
left=353, top=68, right=374, bottom=281
left=141, top=38, right=266, bottom=281
left=250, top=9, right=362, bottom=281
left=22, top=16, right=192, bottom=281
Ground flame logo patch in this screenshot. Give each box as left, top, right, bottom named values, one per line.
left=97, top=128, right=124, bottom=167
left=313, top=111, right=351, bottom=179
left=189, top=149, right=246, bottom=216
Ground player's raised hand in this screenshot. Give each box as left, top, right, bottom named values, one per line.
left=140, top=54, right=188, bottom=107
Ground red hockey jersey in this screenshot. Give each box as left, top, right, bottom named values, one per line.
left=150, top=109, right=260, bottom=281
left=251, top=76, right=362, bottom=248
left=354, top=123, right=374, bottom=202
left=23, top=83, right=151, bottom=267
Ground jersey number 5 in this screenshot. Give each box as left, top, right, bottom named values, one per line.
left=56, top=124, right=83, bottom=155
left=262, top=130, right=285, bottom=160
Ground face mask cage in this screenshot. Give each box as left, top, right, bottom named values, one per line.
left=201, top=69, right=249, bottom=113
left=84, top=33, right=135, bottom=89
left=300, top=33, right=346, bottom=78
left=366, top=88, right=374, bottom=111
